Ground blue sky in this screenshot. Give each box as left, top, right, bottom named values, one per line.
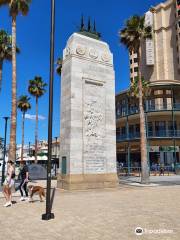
left=0, top=0, right=161, bottom=144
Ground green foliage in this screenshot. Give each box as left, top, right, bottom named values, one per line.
left=0, top=29, right=12, bottom=62
left=0, top=29, right=20, bottom=61
left=120, top=15, right=152, bottom=52
left=0, top=137, right=3, bottom=150
left=0, top=0, right=31, bottom=17
left=17, top=95, right=31, bottom=113
left=37, top=152, right=47, bottom=157
left=28, top=76, right=47, bottom=99
left=56, top=57, right=62, bottom=76
left=128, top=76, right=150, bottom=99
left=0, top=29, right=20, bottom=58
left=120, top=14, right=152, bottom=99
left=0, top=29, right=19, bottom=91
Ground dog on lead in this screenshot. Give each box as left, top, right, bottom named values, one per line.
left=28, top=185, right=45, bottom=202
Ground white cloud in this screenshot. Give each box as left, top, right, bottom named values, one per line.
left=25, top=114, right=46, bottom=121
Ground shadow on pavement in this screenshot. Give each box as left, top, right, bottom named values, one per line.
left=119, top=175, right=180, bottom=186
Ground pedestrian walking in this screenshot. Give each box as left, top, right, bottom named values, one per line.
left=3, top=160, right=15, bottom=207
left=18, top=161, right=29, bottom=201
left=159, top=163, right=164, bottom=176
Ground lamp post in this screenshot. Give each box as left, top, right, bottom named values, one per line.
left=55, top=137, right=58, bottom=158
left=28, top=141, right=31, bottom=156
left=55, top=136, right=58, bottom=176
left=42, top=0, right=55, bottom=220
left=1, top=117, right=9, bottom=186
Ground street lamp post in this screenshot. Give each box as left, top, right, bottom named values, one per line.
left=1, top=117, right=9, bottom=186
left=29, top=141, right=31, bottom=156
left=55, top=137, right=58, bottom=158
left=55, top=136, right=58, bottom=176
left=42, top=0, right=55, bottom=220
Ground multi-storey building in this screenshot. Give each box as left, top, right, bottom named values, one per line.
left=116, top=0, right=180, bottom=170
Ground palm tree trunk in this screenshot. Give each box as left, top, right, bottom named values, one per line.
left=0, top=61, right=3, bottom=92
left=20, top=112, right=25, bottom=163
left=9, top=16, right=17, bottom=162
left=138, top=42, right=149, bottom=184
left=35, top=97, right=38, bottom=163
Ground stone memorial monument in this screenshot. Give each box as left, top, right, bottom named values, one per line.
left=58, top=20, right=118, bottom=190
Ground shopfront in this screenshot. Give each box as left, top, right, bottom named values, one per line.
left=149, top=146, right=179, bottom=167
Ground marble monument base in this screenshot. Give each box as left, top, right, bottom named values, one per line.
left=57, top=173, right=119, bottom=190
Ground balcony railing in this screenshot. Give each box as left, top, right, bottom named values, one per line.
left=116, top=130, right=180, bottom=141
left=116, top=103, right=180, bottom=119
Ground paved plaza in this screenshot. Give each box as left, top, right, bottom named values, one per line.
left=120, top=175, right=180, bottom=186
left=0, top=181, right=180, bottom=240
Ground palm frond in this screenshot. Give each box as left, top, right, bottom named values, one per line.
left=119, top=14, right=152, bottom=52
left=17, top=95, right=31, bottom=112
left=1, top=0, right=32, bottom=17
left=0, top=29, right=20, bottom=61
left=28, top=76, right=47, bottom=98
left=56, top=57, right=62, bottom=76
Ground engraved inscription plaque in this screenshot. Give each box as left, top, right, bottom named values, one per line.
left=83, top=79, right=106, bottom=173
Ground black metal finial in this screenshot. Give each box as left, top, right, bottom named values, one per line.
left=88, top=17, right=91, bottom=32
left=93, top=20, right=96, bottom=33
left=80, top=14, right=84, bottom=31
left=78, top=15, right=101, bottom=40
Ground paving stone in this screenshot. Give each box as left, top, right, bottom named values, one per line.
left=0, top=184, right=180, bottom=240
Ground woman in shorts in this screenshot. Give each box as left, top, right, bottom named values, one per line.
left=3, top=160, right=15, bottom=207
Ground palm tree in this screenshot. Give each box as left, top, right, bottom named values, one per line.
left=17, top=95, right=31, bottom=163
left=120, top=15, right=152, bottom=184
left=28, top=76, right=47, bottom=163
left=0, top=29, right=20, bottom=92
left=0, top=0, right=31, bottom=162
left=56, top=57, right=62, bottom=76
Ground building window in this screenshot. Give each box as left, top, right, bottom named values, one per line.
left=155, top=121, right=166, bottom=136
left=166, top=97, right=172, bottom=109
left=130, top=59, right=132, bottom=64
left=129, top=125, right=134, bottom=137
left=116, top=102, right=121, bottom=116
left=122, top=99, right=126, bottom=105
left=155, top=98, right=164, bottom=109
left=148, top=122, right=153, bottom=136
left=148, top=99, right=155, bottom=110
left=154, top=90, right=163, bottom=95
left=178, top=10, right=180, bottom=16
left=178, top=21, right=180, bottom=28
left=134, top=58, right=138, bottom=63
left=130, top=68, right=133, bottom=73
left=166, top=90, right=172, bottom=95
left=134, top=67, right=138, bottom=72
left=121, top=127, right=126, bottom=135
left=168, top=121, right=177, bottom=130
left=116, top=127, right=120, bottom=135
left=135, top=124, right=140, bottom=133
